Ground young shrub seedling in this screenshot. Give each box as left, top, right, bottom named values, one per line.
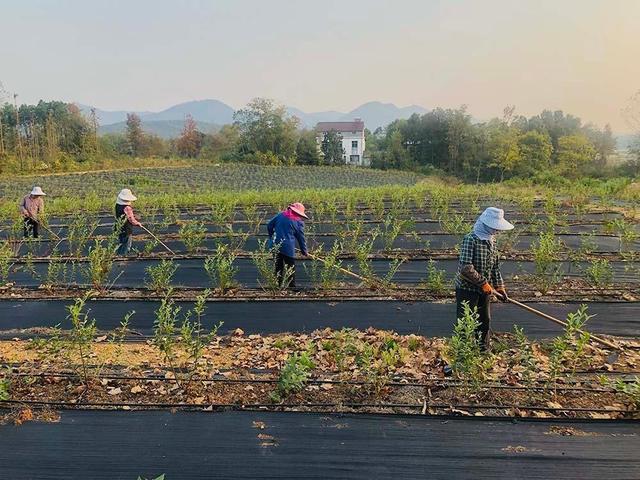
left=440, top=214, right=471, bottom=235
left=179, top=220, right=207, bottom=253
left=153, top=290, right=222, bottom=391
left=180, top=290, right=222, bottom=391
left=612, top=377, right=640, bottom=409
left=65, top=295, right=98, bottom=390
left=270, top=350, right=315, bottom=402
left=445, top=302, right=490, bottom=389
left=380, top=257, right=405, bottom=289
left=354, top=233, right=377, bottom=285
left=251, top=239, right=284, bottom=292
left=0, top=240, right=12, bottom=286
left=584, top=258, right=613, bottom=287
left=67, top=214, right=98, bottom=257
left=547, top=305, right=593, bottom=389
left=423, top=259, right=448, bottom=294
left=0, top=371, right=10, bottom=401
left=44, top=249, right=69, bottom=289
left=145, top=259, right=178, bottom=293
left=531, top=231, right=563, bottom=293
left=85, top=239, right=117, bottom=290
left=204, top=245, right=239, bottom=292
left=513, top=325, right=537, bottom=385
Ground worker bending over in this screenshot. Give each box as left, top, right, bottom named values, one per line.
left=115, top=188, right=142, bottom=255
left=455, top=207, right=513, bottom=351
left=267, top=202, right=309, bottom=289
left=20, top=186, right=47, bottom=238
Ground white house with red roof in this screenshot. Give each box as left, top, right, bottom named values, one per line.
left=315, top=119, right=368, bottom=166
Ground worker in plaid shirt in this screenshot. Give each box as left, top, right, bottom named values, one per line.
left=455, top=207, right=514, bottom=350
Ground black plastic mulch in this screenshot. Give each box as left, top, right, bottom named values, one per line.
left=1, top=299, right=638, bottom=338
left=7, top=257, right=639, bottom=288
left=0, top=410, right=638, bottom=479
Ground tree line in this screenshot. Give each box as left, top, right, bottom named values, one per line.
left=366, top=106, right=625, bottom=180
left=1, top=96, right=638, bottom=179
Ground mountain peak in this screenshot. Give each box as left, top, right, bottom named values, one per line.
left=80, top=98, right=428, bottom=135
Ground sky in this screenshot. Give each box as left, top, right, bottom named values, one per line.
left=1, top=0, right=639, bottom=132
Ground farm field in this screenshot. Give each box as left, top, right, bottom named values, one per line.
left=1, top=165, right=639, bottom=478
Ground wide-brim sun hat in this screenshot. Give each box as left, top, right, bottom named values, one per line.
left=288, top=202, right=309, bottom=219
left=479, top=207, right=513, bottom=231
left=30, top=186, right=46, bottom=196
left=117, top=188, right=137, bottom=202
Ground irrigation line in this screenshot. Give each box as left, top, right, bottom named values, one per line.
left=5, top=369, right=636, bottom=392
left=0, top=398, right=636, bottom=416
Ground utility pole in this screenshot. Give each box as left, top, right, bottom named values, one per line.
left=90, top=107, right=99, bottom=156
left=14, top=93, right=23, bottom=170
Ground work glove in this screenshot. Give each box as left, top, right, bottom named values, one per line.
left=481, top=282, right=493, bottom=295
left=495, top=287, right=509, bottom=303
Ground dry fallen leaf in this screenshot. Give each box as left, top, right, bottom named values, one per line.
left=130, top=385, right=143, bottom=394
left=107, top=387, right=122, bottom=396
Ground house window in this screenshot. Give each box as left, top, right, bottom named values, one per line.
left=351, top=140, right=358, bottom=149
left=350, top=155, right=360, bottom=164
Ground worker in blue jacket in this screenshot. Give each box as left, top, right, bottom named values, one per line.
left=267, top=202, right=309, bottom=289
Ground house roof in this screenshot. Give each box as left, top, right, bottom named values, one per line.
left=315, top=120, right=364, bottom=133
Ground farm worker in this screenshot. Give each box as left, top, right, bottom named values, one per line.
left=114, top=188, right=142, bottom=255
left=267, top=202, right=309, bottom=289
left=455, top=207, right=513, bottom=351
left=20, top=186, right=46, bottom=238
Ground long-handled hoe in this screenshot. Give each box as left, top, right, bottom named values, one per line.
left=301, top=249, right=384, bottom=288
left=505, top=296, right=621, bottom=351
left=140, top=224, right=176, bottom=256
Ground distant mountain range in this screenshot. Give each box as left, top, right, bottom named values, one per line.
left=99, top=120, right=221, bottom=139
left=77, top=99, right=428, bottom=138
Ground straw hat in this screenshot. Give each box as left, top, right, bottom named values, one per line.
left=479, top=207, right=513, bottom=231
left=117, top=188, right=137, bottom=203
left=288, top=202, right=308, bottom=219
left=30, top=186, right=46, bottom=196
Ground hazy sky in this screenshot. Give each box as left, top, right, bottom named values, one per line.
left=1, top=0, right=639, bottom=132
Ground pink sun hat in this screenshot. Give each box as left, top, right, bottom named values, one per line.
left=288, top=202, right=309, bottom=219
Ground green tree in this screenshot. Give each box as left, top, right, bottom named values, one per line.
left=296, top=129, right=321, bottom=165
left=320, top=130, right=344, bottom=165
left=583, top=123, right=616, bottom=169
left=233, top=98, right=299, bottom=164
left=382, top=128, right=411, bottom=169
left=487, top=122, right=521, bottom=181
left=176, top=114, right=204, bottom=158
left=125, top=113, right=144, bottom=157
left=518, top=130, right=553, bottom=175
left=200, top=124, right=240, bottom=160
left=556, top=134, right=596, bottom=177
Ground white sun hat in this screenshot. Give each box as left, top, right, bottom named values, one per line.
left=479, top=207, right=514, bottom=231
left=30, top=186, right=46, bottom=196
left=117, top=188, right=137, bottom=203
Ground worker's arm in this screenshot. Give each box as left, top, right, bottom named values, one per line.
left=267, top=215, right=276, bottom=237
left=124, top=205, right=142, bottom=227
left=19, top=197, right=29, bottom=217
left=491, top=256, right=508, bottom=301
left=490, top=257, right=505, bottom=290
left=294, top=222, right=308, bottom=256
left=458, top=235, right=490, bottom=289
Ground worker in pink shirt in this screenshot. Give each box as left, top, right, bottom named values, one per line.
left=20, top=186, right=46, bottom=238
left=114, top=189, right=142, bottom=255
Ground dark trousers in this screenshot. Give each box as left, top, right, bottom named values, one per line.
left=116, top=232, right=132, bottom=255
left=275, top=253, right=296, bottom=288
left=23, top=217, right=39, bottom=238
left=456, top=288, right=491, bottom=349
